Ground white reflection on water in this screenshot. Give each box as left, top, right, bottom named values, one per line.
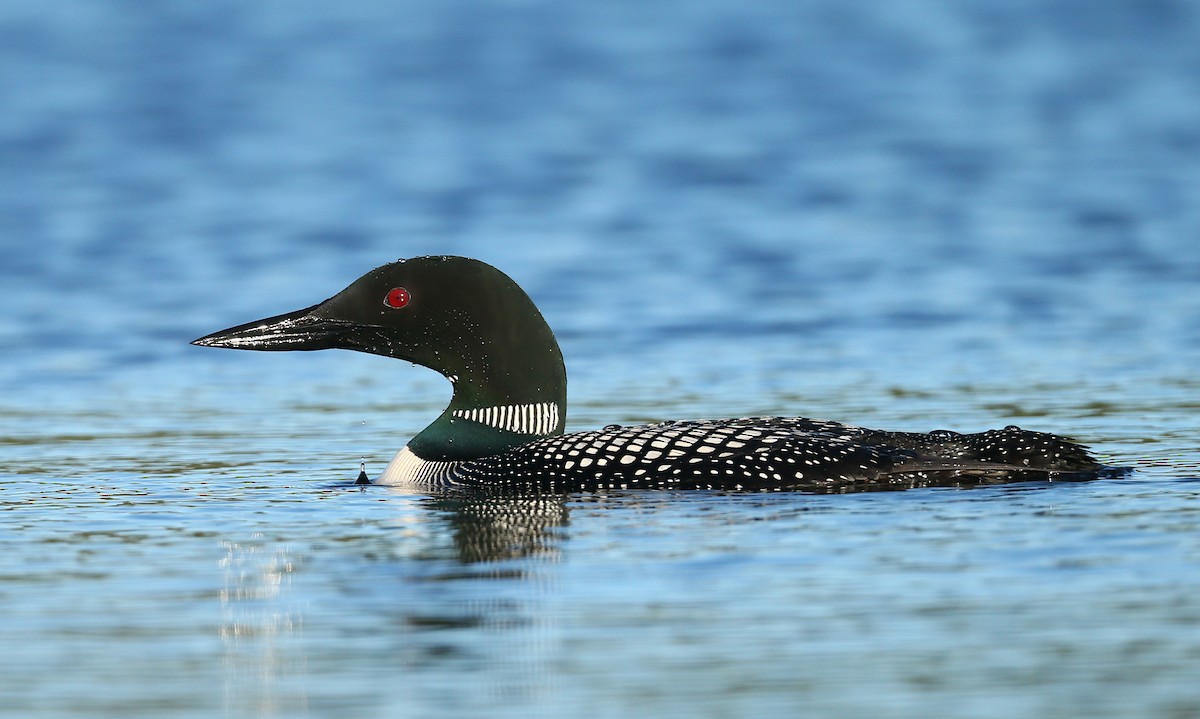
left=219, top=535, right=307, bottom=717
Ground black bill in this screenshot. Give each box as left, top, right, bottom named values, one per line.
left=191, top=304, right=355, bottom=351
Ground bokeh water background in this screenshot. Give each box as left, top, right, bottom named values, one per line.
left=3, top=1, right=1200, bottom=717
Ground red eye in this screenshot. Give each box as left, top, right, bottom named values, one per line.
left=384, top=287, right=411, bottom=309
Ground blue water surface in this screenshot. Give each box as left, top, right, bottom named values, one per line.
left=3, top=1, right=1200, bottom=717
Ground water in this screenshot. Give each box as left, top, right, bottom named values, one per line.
left=3, top=1, right=1200, bottom=716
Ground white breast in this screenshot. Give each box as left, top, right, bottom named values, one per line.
left=375, top=446, right=462, bottom=488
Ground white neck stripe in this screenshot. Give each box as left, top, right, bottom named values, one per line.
left=453, top=402, right=559, bottom=435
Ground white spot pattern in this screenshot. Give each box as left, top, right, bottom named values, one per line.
left=375, top=417, right=1106, bottom=493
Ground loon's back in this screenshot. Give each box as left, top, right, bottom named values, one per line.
left=381, top=416, right=1104, bottom=493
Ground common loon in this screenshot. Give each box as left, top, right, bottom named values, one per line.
left=193, top=255, right=1107, bottom=493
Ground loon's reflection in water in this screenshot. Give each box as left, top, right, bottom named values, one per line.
left=374, top=493, right=577, bottom=713
left=214, top=476, right=1143, bottom=716
left=428, top=494, right=572, bottom=564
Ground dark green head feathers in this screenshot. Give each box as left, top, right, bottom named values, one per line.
left=193, top=256, right=566, bottom=461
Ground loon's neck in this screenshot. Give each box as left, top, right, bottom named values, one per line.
left=407, top=353, right=567, bottom=462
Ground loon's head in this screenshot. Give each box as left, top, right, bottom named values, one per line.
left=193, top=256, right=566, bottom=459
